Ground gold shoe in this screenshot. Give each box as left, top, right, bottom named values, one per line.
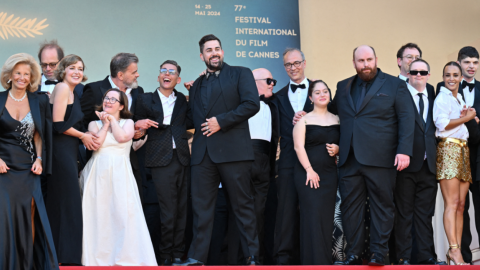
left=446, top=244, right=467, bottom=265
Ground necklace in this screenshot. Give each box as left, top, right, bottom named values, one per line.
left=9, top=91, right=27, bottom=102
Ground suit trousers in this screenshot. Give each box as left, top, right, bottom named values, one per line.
left=228, top=150, right=271, bottom=265
left=188, top=151, right=259, bottom=263
left=273, top=167, right=300, bottom=265
left=339, top=152, right=397, bottom=257
left=394, top=160, right=437, bottom=262
left=151, top=150, right=187, bottom=259
left=207, top=188, right=229, bottom=265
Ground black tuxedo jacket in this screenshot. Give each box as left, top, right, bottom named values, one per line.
left=134, top=89, right=192, bottom=167
left=330, top=69, right=415, bottom=168
left=188, top=62, right=260, bottom=165
left=0, top=91, right=53, bottom=174
left=80, top=76, right=144, bottom=169
left=437, top=81, right=480, bottom=181
left=403, top=86, right=436, bottom=174
left=264, top=94, right=280, bottom=177
left=273, top=80, right=314, bottom=170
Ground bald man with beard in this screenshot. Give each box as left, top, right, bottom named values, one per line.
left=330, top=45, right=415, bottom=266
left=227, top=68, right=280, bottom=265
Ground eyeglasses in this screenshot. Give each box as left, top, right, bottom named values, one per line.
left=256, top=78, right=277, bottom=86
left=403, top=55, right=421, bottom=61
left=103, top=97, right=120, bottom=104
left=40, top=62, right=58, bottom=69
left=409, top=70, right=429, bottom=76
left=160, top=68, right=177, bottom=75
left=284, top=60, right=304, bottom=69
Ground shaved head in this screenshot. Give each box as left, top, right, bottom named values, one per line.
left=352, top=45, right=378, bottom=82
left=353, top=45, right=376, bottom=61
left=253, top=68, right=274, bottom=98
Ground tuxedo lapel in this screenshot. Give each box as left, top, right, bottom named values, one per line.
left=130, top=89, right=139, bottom=113
left=0, top=91, right=7, bottom=116
left=278, top=85, right=295, bottom=118
left=357, top=70, right=386, bottom=113
left=345, top=78, right=355, bottom=112
left=171, top=89, right=184, bottom=121
left=152, top=91, right=164, bottom=123
left=412, top=100, right=425, bottom=132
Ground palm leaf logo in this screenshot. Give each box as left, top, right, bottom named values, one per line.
left=0, top=12, right=49, bottom=40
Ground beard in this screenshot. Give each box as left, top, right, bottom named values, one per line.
left=356, top=65, right=378, bottom=82
left=124, top=79, right=138, bottom=89
left=204, top=55, right=224, bottom=71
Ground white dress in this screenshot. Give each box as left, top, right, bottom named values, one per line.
left=80, top=120, right=157, bottom=266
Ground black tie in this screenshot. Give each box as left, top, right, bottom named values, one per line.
left=291, top=84, right=305, bottom=93
left=418, top=93, right=425, bottom=127
left=356, top=82, right=367, bottom=111
left=45, top=80, right=57, bottom=85
left=462, top=80, right=476, bottom=92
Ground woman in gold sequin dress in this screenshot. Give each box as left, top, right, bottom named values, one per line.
left=433, top=61, right=477, bottom=265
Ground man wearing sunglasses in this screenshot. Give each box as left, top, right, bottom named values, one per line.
left=272, top=48, right=313, bottom=265
left=394, top=59, right=446, bottom=265
left=227, top=68, right=280, bottom=265
left=134, top=60, right=192, bottom=265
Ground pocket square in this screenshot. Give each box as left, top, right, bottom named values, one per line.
left=377, top=93, right=389, bottom=97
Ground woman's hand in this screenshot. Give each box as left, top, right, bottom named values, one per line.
left=326, top=143, right=339, bottom=156
left=31, top=158, right=42, bottom=175
left=306, top=168, right=320, bottom=189
left=96, top=111, right=111, bottom=126
left=0, top=158, right=9, bottom=173
left=82, top=132, right=100, bottom=150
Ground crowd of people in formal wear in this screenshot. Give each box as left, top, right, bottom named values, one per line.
left=1, top=34, right=480, bottom=268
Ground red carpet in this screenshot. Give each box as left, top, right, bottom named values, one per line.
left=60, top=266, right=479, bottom=269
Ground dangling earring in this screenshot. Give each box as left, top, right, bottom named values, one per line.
left=311, top=101, right=313, bottom=104
left=7, top=79, right=11, bottom=83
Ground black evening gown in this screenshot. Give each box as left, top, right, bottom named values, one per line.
left=0, top=110, right=59, bottom=270
left=293, top=125, right=339, bottom=265
left=46, top=92, right=83, bottom=265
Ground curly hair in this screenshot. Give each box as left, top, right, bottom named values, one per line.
left=54, top=54, right=88, bottom=82
left=1, top=53, right=41, bottom=92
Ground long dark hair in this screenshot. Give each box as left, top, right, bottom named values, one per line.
left=95, top=88, right=132, bottom=119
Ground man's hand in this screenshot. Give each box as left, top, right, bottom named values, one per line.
left=201, top=117, right=220, bottom=137
left=133, top=129, right=146, bottom=139
left=135, top=119, right=159, bottom=130
left=394, top=154, right=410, bottom=171
left=293, top=111, right=306, bottom=125
left=184, top=81, right=194, bottom=91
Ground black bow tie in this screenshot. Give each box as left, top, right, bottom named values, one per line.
left=260, top=94, right=273, bottom=104
left=291, top=83, right=305, bottom=93
left=44, top=80, right=58, bottom=85
left=462, top=80, right=476, bottom=92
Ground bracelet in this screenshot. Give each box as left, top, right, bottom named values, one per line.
left=305, top=165, right=311, bottom=171
left=80, top=133, right=85, bottom=140
left=37, top=156, right=42, bottom=161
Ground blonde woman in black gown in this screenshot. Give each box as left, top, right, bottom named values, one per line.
left=0, top=53, right=58, bottom=269
left=293, top=80, right=340, bottom=264
left=47, top=54, right=98, bottom=265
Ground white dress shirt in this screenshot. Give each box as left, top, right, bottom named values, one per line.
left=288, top=77, right=309, bottom=112
left=40, top=74, right=57, bottom=93
left=398, top=74, right=408, bottom=82
left=433, top=86, right=469, bottom=140
left=158, top=89, right=177, bottom=149
left=461, top=78, right=476, bottom=107
left=248, top=100, right=272, bottom=142
left=408, top=84, right=428, bottom=159
left=109, top=76, right=132, bottom=110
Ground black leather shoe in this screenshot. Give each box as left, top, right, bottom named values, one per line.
left=397, top=258, right=410, bottom=265
left=419, top=258, right=447, bottom=265
left=245, top=255, right=259, bottom=265
left=172, top=258, right=204, bottom=266
left=173, top=258, right=184, bottom=264
left=161, top=257, right=173, bottom=266
left=334, top=255, right=362, bottom=265
left=368, top=253, right=385, bottom=266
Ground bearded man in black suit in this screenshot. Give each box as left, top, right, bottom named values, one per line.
left=331, top=45, right=415, bottom=266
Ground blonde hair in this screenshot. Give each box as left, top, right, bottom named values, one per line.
left=1, top=53, right=41, bottom=92
left=54, top=54, right=88, bottom=82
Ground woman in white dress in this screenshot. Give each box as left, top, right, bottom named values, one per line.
left=80, top=88, right=157, bottom=266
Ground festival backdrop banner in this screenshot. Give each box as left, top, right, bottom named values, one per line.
left=0, top=0, right=300, bottom=93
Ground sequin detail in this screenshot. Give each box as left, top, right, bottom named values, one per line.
left=436, top=139, right=472, bottom=183
left=14, top=112, right=35, bottom=162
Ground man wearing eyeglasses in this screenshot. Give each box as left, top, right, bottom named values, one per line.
left=36, top=40, right=84, bottom=98
left=272, top=48, right=313, bottom=265
left=134, top=60, right=191, bottom=265
left=227, top=68, right=280, bottom=265
left=394, top=59, right=446, bottom=265
left=436, top=46, right=480, bottom=264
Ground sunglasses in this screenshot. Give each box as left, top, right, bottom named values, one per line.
left=160, top=68, right=177, bottom=75
left=256, top=78, right=277, bottom=86
left=409, top=70, right=429, bottom=76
